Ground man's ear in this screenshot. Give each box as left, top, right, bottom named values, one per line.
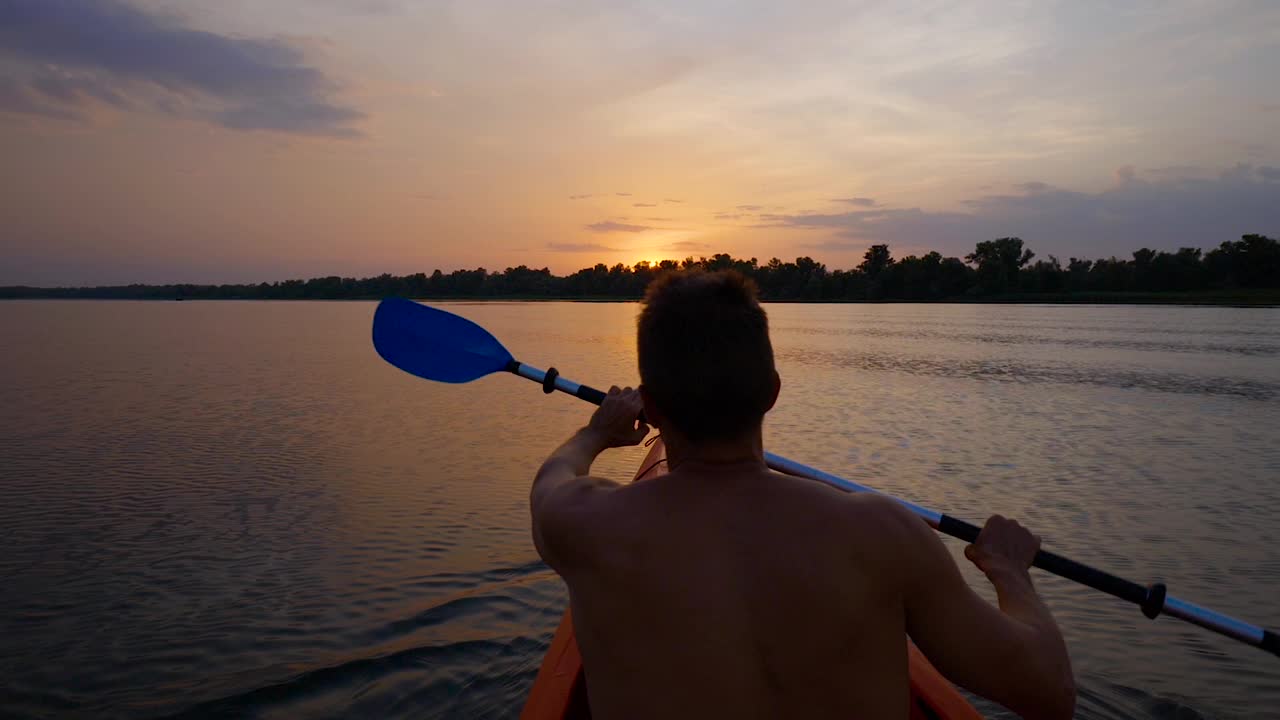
left=639, top=385, right=664, bottom=429
left=765, top=370, right=781, bottom=413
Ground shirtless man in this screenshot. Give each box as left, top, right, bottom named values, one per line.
left=531, top=270, right=1075, bottom=719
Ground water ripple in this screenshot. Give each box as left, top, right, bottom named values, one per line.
left=1, top=301, right=1277, bottom=719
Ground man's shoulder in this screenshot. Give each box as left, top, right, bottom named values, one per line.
left=842, top=491, right=919, bottom=524
left=748, top=471, right=922, bottom=542
left=821, top=488, right=941, bottom=567
left=532, top=474, right=624, bottom=568
left=538, top=474, right=622, bottom=525
left=771, top=472, right=915, bottom=523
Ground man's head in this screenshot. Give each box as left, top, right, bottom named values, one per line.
left=637, top=269, right=779, bottom=444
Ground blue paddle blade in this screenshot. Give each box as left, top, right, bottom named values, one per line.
left=372, top=297, right=514, bottom=383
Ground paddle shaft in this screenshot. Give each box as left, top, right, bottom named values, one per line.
left=506, top=360, right=1280, bottom=658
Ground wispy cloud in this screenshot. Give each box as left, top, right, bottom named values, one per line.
left=667, top=240, right=709, bottom=251
left=569, top=194, right=593, bottom=200
left=316, top=0, right=403, bottom=14
left=1144, top=166, right=1209, bottom=180
left=633, top=202, right=656, bottom=207
left=547, top=242, right=618, bottom=252
left=585, top=220, right=651, bottom=233
left=0, top=74, right=96, bottom=119
left=831, top=197, right=878, bottom=207
left=0, top=0, right=362, bottom=136
left=714, top=212, right=745, bottom=221
left=798, top=240, right=871, bottom=252
left=663, top=198, right=684, bottom=203
left=736, top=204, right=763, bottom=211
left=615, top=192, right=632, bottom=197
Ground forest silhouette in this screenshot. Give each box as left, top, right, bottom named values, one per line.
left=4, top=235, right=1278, bottom=302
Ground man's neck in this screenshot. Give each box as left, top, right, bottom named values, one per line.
left=663, top=428, right=767, bottom=473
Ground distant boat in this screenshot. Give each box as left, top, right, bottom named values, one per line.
left=175, top=297, right=185, bottom=301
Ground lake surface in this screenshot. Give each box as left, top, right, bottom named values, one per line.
left=2, top=300, right=1278, bottom=719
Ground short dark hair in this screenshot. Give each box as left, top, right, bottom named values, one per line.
left=637, top=269, right=776, bottom=442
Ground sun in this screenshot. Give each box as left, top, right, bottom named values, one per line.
left=624, top=230, right=706, bottom=269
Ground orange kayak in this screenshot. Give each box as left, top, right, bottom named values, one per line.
left=521, top=438, right=983, bottom=720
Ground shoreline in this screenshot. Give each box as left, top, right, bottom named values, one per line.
left=3, top=292, right=1279, bottom=307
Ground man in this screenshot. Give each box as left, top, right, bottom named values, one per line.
left=531, top=270, right=1075, bottom=719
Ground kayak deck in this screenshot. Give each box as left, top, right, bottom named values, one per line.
left=522, top=439, right=983, bottom=720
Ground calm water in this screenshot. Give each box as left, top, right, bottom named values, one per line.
left=2, top=300, right=1278, bottom=719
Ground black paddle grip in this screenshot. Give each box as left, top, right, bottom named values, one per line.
left=939, top=515, right=1154, bottom=608
left=1264, top=630, right=1280, bottom=658
left=569, top=382, right=648, bottom=425
left=576, top=384, right=607, bottom=405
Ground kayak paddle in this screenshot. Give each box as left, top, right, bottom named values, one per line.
left=370, top=296, right=1279, bottom=659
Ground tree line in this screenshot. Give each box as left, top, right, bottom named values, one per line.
left=3, top=234, right=1277, bottom=302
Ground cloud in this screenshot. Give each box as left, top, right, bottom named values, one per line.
left=830, top=197, right=877, bottom=207
left=218, top=97, right=361, bottom=136
left=633, top=202, right=657, bottom=207
left=316, top=0, right=402, bottom=14
left=0, top=75, right=83, bottom=119
left=663, top=198, right=684, bottom=203
left=736, top=204, right=763, bottom=211
left=585, top=220, right=651, bottom=233
left=798, top=240, right=872, bottom=252
left=0, top=0, right=362, bottom=136
left=667, top=240, right=709, bottom=251
left=548, top=242, right=618, bottom=252
left=645, top=216, right=674, bottom=222
left=714, top=212, right=745, bottom=220
left=1144, top=166, right=1209, bottom=180
left=767, top=165, right=1280, bottom=259
left=1015, top=182, right=1049, bottom=193
left=569, top=194, right=593, bottom=200
left=615, top=192, right=632, bottom=197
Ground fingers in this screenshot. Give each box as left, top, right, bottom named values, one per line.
left=975, top=513, right=1041, bottom=571
left=981, top=514, right=1030, bottom=535
left=591, top=385, right=648, bottom=446
left=628, top=423, right=650, bottom=444
left=611, top=387, right=643, bottom=409
left=605, top=386, right=637, bottom=401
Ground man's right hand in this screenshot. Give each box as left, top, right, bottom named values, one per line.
left=963, top=514, right=1041, bottom=581
left=584, top=386, right=649, bottom=449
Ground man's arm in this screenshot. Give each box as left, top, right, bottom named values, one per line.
left=530, top=387, right=648, bottom=570
left=889, top=506, right=1075, bottom=720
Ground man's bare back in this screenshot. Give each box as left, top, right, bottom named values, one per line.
left=550, top=461, right=913, bottom=719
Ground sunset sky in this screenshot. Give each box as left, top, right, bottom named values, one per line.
left=2, top=0, right=1279, bottom=285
